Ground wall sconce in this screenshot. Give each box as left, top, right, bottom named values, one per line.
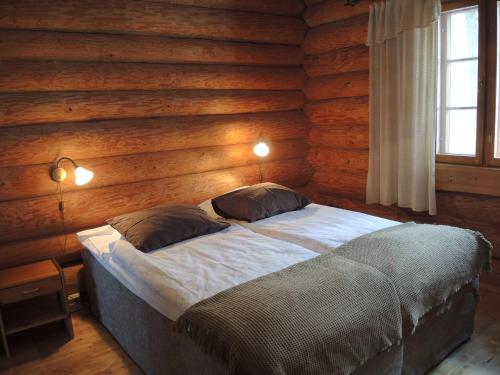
left=253, top=134, right=270, bottom=158
left=51, top=157, right=94, bottom=186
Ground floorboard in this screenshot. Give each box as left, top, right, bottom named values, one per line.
left=0, top=290, right=499, bottom=374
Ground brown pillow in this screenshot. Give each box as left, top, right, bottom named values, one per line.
left=211, top=183, right=311, bottom=222
left=107, top=205, right=230, bottom=252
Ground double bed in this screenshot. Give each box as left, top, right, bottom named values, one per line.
left=80, top=185, right=491, bottom=375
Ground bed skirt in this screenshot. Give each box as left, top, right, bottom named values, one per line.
left=82, top=250, right=477, bottom=375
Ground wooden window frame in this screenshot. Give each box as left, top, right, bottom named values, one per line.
left=439, top=0, right=500, bottom=168
left=485, top=0, right=500, bottom=166
left=437, top=0, right=486, bottom=166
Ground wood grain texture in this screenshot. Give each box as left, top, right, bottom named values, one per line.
left=304, top=70, right=369, bottom=100
left=0, top=0, right=306, bottom=45
left=0, top=160, right=312, bottom=244
left=310, top=168, right=367, bottom=199
left=0, top=112, right=310, bottom=167
left=304, top=45, right=369, bottom=77
left=0, top=90, right=305, bottom=127
left=0, top=140, right=309, bottom=201
left=302, top=14, right=369, bottom=54
left=308, top=147, right=368, bottom=172
left=304, top=96, right=369, bottom=125
left=436, top=164, right=500, bottom=197
left=303, top=0, right=369, bottom=27
left=0, top=30, right=304, bottom=66
left=0, top=0, right=311, bottom=270
left=309, top=124, right=369, bottom=149
left=0, top=62, right=306, bottom=92
left=150, top=0, right=305, bottom=16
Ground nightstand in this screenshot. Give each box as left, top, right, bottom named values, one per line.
left=0, top=259, right=74, bottom=358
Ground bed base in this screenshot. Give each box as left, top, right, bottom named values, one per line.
left=83, top=250, right=477, bottom=375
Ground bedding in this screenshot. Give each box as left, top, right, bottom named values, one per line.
left=106, top=205, right=229, bottom=252
left=335, top=222, right=491, bottom=335
left=174, top=253, right=403, bottom=375
left=231, top=203, right=400, bottom=253
left=77, top=224, right=318, bottom=321
left=211, top=182, right=310, bottom=222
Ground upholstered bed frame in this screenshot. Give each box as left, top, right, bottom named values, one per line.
left=83, top=249, right=478, bottom=375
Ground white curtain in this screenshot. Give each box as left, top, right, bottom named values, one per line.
left=366, top=0, right=440, bottom=215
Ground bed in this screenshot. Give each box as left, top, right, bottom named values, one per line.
left=80, top=193, right=490, bottom=375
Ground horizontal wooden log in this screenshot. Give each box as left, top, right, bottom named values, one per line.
left=310, top=168, right=367, bottom=199
left=153, top=0, right=304, bottom=16
left=0, top=159, right=312, bottom=243
left=0, top=111, right=310, bottom=167
left=302, top=14, right=368, bottom=55
left=309, top=124, right=369, bottom=149
left=303, top=0, right=369, bottom=27
left=0, top=90, right=304, bottom=127
left=0, top=0, right=306, bottom=45
left=304, top=0, right=324, bottom=6
left=0, top=139, right=309, bottom=201
left=0, top=233, right=83, bottom=270
left=481, top=258, right=500, bottom=291
left=0, top=62, right=306, bottom=93
left=304, top=45, right=369, bottom=77
left=304, top=96, right=369, bottom=125
left=304, top=70, right=369, bottom=100
left=0, top=30, right=304, bottom=66
left=308, top=147, right=368, bottom=172
left=436, top=164, right=500, bottom=197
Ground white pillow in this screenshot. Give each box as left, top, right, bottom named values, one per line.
left=77, top=225, right=122, bottom=257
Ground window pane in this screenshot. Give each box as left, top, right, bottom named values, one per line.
left=448, top=60, right=478, bottom=107
left=444, top=110, right=477, bottom=155
left=448, top=7, right=479, bottom=60
left=437, top=6, right=479, bottom=158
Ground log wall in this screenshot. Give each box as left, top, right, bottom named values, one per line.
left=0, top=0, right=311, bottom=280
left=302, top=0, right=500, bottom=289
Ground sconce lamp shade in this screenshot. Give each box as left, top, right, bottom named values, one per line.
left=74, top=166, right=94, bottom=186
left=253, top=141, right=270, bottom=158
left=51, top=157, right=94, bottom=186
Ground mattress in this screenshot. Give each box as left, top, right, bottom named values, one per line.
left=77, top=224, right=318, bottom=320
left=231, top=203, right=400, bottom=253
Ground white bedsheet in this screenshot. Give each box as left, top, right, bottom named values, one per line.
left=236, top=204, right=400, bottom=254
left=77, top=224, right=318, bottom=321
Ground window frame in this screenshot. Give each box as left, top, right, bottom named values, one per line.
left=485, top=0, right=500, bottom=166
left=437, top=0, right=486, bottom=166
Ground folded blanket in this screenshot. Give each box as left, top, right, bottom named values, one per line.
left=173, top=254, right=402, bottom=375
left=335, top=222, right=492, bottom=335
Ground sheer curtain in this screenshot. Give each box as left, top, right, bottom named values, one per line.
left=366, top=0, right=440, bottom=215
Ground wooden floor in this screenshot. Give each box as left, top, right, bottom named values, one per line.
left=1, top=289, right=499, bottom=375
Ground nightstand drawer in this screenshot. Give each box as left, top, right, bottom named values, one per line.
left=0, top=276, right=62, bottom=305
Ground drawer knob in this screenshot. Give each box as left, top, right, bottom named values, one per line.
left=22, top=287, right=41, bottom=295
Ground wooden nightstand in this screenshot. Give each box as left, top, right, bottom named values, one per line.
left=0, top=259, right=73, bottom=358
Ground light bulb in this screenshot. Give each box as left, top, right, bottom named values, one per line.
left=253, top=142, right=270, bottom=157
left=74, top=166, right=94, bottom=185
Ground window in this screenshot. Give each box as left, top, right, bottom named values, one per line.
left=437, top=4, right=482, bottom=163
left=437, top=0, right=500, bottom=168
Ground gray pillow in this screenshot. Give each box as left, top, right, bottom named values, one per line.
left=107, top=205, right=230, bottom=252
left=211, top=183, right=311, bottom=222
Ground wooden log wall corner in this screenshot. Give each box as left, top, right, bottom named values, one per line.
left=302, top=0, right=500, bottom=290
left=0, top=0, right=311, bottom=293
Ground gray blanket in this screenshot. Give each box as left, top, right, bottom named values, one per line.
left=335, top=222, right=492, bottom=335
left=173, top=253, right=402, bottom=375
